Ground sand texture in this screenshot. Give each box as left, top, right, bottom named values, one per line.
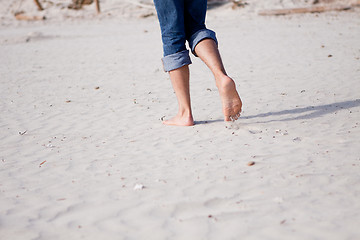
left=1, top=1, right=360, bottom=239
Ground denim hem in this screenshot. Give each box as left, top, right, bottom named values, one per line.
left=189, top=29, right=218, bottom=57
left=162, top=50, right=192, bottom=72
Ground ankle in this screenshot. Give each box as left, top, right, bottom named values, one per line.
left=215, top=74, right=234, bottom=89
left=177, top=108, right=192, bottom=117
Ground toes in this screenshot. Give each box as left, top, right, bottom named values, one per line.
left=229, top=112, right=241, bottom=122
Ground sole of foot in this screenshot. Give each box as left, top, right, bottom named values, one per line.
left=218, top=76, right=242, bottom=121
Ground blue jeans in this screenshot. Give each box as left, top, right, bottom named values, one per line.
left=153, top=0, right=218, bottom=72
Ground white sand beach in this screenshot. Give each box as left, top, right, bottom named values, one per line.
left=1, top=1, right=360, bottom=239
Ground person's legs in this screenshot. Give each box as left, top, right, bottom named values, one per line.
left=194, top=39, right=242, bottom=121
left=154, top=0, right=241, bottom=124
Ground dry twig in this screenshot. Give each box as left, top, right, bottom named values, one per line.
left=33, top=0, right=44, bottom=11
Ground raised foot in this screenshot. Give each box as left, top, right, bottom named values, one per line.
left=162, top=114, right=194, bottom=126
left=217, top=76, right=242, bottom=121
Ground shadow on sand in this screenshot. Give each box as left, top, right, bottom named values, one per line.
left=195, top=99, right=360, bottom=125
left=243, top=99, right=360, bottom=123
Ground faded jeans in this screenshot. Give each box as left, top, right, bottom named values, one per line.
left=153, top=0, right=218, bottom=72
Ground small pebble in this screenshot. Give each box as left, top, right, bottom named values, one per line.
left=247, top=161, right=255, bottom=166
left=133, top=184, right=145, bottom=190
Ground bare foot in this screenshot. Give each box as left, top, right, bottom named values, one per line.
left=217, top=76, right=242, bottom=121
left=162, top=114, right=194, bottom=126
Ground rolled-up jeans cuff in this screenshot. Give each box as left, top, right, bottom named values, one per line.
left=189, top=29, right=218, bottom=57
left=162, top=50, right=192, bottom=72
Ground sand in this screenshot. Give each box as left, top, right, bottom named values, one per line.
left=1, top=1, right=360, bottom=239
